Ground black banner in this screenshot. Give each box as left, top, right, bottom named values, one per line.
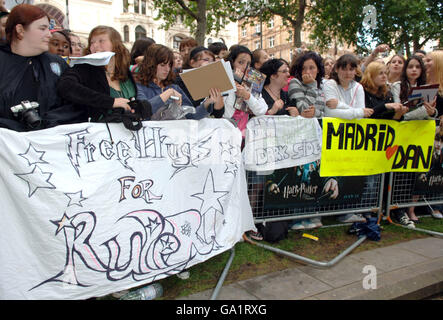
left=263, top=160, right=367, bottom=209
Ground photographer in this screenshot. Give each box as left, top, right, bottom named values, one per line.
left=0, top=4, right=79, bottom=131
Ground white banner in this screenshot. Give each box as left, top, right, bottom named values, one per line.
left=0, top=119, right=255, bottom=300
left=243, top=116, right=323, bottom=172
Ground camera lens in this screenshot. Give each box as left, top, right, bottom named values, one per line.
left=22, top=109, right=42, bottom=129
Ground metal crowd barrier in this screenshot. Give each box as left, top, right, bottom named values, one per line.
left=386, top=172, right=443, bottom=238
left=243, top=170, right=386, bottom=268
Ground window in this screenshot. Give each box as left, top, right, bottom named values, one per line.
left=173, top=35, right=183, bottom=49
left=255, top=40, right=260, bottom=50
left=270, top=53, right=275, bottom=59
left=123, top=25, right=129, bottom=42
left=269, top=18, right=274, bottom=29
left=269, top=36, right=275, bottom=48
left=135, top=25, right=146, bottom=40
left=141, top=0, right=146, bottom=15
left=241, top=27, right=246, bottom=38
left=255, top=24, right=261, bottom=34
left=123, top=0, right=128, bottom=13
left=134, top=0, right=139, bottom=13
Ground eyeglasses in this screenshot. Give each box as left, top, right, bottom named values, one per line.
left=278, top=69, right=290, bottom=74
left=71, top=42, right=84, bottom=49
left=198, top=58, right=214, bottom=63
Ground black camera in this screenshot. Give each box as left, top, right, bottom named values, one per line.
left=100, top=98, right=152, bottom=131
left=10, top=101, right=42, bottom=129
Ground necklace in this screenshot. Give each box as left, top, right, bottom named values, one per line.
left=266, top=86, right=281, bottom=101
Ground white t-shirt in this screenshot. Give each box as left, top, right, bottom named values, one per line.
left=323, top=79, right=365, bottom=119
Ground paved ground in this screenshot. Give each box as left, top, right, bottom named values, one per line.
left=179, top=237, right=443, bottom=300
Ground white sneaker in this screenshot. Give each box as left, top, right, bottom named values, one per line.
left=291, top=221, right=305, bottom=230
left=177, top=271, right=190, bottom=280
left=311, top=217, right=323, bottom=228
left=302, top=219, right=317, bottom=229
left=394, top=211, right=415, bottom=228
left=338, top=214, right=366, bottom=223
left=431, top=210, right=443, bottom=219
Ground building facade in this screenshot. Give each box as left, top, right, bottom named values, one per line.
left=6, top=0, right=238, bottom=49
left=238, top=15, right=355, bottom=63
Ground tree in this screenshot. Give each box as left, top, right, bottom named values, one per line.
left=151, top=0, right=235, bottom=45
left=307, top=0, right=442, bottom=56
left=234, top=0, right=307, bottom=48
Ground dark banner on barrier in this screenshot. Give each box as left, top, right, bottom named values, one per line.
left=414, top=122, right=443, bottom=194
left=263, top=160, right=367, bottom=209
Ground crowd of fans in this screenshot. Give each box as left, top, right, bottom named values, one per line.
left=1, top=4, right=443, bottom=241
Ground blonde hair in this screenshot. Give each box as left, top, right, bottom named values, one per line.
left=429, top=51, right=443, bottom=95
left=360, top=61, right=389, bottom=97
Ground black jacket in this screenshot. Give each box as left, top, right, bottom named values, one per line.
left=0, top=44, right=84, bottom=131
left=364, top=89, right=398, bottom=120
left=57, top=63, right=138, bottom=122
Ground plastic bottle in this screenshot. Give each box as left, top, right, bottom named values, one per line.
left=119, top=283, right=163, bottom=300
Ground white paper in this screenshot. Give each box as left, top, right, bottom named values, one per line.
left=69, top=52, right=116, bottom=67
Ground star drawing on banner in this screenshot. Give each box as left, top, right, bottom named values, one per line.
left=219, top=141, right=234, bottom=156
left=191, top=170, right=228, bottom=215
left=65, top=191, right=87, bottom=207
left=15, top=165, right=56, bottom=197
left=224, top=161, right=238, bottom=176
left=50, top=213, right=74, bottom=235
left=145, top=217, right=161, bottom=234
left=160, top=235, right=175, bottom=253
left=18, top=143, right=49, bottom=167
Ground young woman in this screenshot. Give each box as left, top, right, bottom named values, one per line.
left=424, top=50, right=443, bottom=117
left=259, top=58, right=291, bottom=115
left=323, top=54, right=374, bottom=120
left=57, top=25, right=137, bottom=122
left=387, top=54, right=405, bottom=85
left=173, top=50, right=183, bottom=73
left=0, top=4, right=76, bottom=131
left=129, top=37, right=155, bottom=77
left=175, top=46, right=224, bottom=117
left=395, top=55, right=436, bottom=121
left=69, top=33, right=84, bottom=57
left=223, top=45, right=268, bottom=136
left=48, top=29, right=71, bottom=58
left=136, top=44, right=218, bottom=120
left=288, top=51, right=326, bottom=118
left=360, top=61, right=408, bottom=120
left=252, top=48, right=270, bottom=70
left=323, top=56, right=335, bottom=80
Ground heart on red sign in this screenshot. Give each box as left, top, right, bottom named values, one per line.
left=385, top=145, right=399, bottom=160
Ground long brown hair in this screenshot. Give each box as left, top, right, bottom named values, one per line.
left=138, top=44, right=175, bottom=87
left=85, top=26, right=130, bottom=82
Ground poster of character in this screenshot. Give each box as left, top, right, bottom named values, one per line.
left=414, top=121, right=443, bottom=194
left=263, top=160, right=367, bottom=209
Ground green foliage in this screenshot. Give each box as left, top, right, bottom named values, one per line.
left=151, top=0, right=236, bottom=43
left=307, top=0, right=442, bottom=55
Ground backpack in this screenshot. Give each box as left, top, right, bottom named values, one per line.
left=258, top=221, right=289, bottom=243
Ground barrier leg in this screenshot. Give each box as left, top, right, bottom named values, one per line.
left=243, top=233, right=367, bottom=269
left=210, top=247, right=235, bottom=300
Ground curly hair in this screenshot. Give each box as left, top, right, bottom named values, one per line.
left=85, top=26, right=130, bottom=82
left=290, top=51, right=325, bottom=89
left=137, top=44, right=175, bottom=87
